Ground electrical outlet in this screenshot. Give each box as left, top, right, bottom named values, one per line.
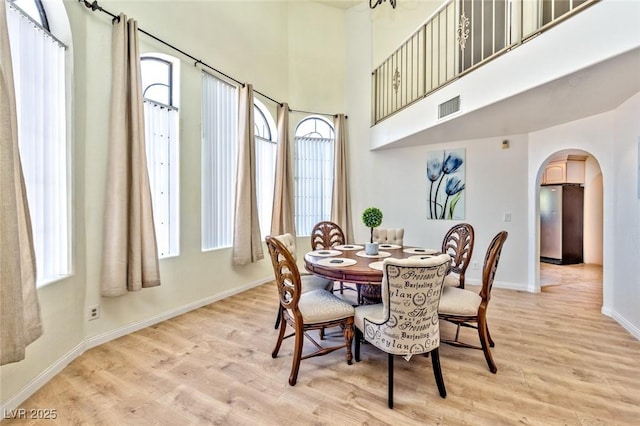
left=88, top=305, right=100, bottom=321
left=471, top=261, right=480, bottom=270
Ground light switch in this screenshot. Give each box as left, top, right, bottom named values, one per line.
left=504, top=212, right=512, bottom=222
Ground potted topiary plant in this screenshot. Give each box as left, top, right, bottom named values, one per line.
left=362, top=207, right=383, bottom=243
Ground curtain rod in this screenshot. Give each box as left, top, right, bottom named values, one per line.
left=78, top=0, right=343, bottom=118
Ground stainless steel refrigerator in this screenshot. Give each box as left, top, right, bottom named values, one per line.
left=540, top=184, right=584, bottom=264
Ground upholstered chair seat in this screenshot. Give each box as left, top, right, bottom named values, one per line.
left=372, top=228, right=404, bottom=246
left=296, top=289, right=356, bottom=323
left=443, top=272, right=461, bottom=288
left=438, top=286, right=482, bottom=316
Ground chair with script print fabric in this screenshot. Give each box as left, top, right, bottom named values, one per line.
left=271, top=233, right=333, bottom=329
left=266, top=235, right=355, bottom=386
left=354, top=254, right=451, bottom=408
left=438, top=231, right=508, bottom=373
left=441, top=223, right=475, bottom=289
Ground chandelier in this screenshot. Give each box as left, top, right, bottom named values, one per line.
left=370, top=0, right=397, bottom=9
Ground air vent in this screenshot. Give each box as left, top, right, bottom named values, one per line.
left=438, top=96, right=461, bottom=119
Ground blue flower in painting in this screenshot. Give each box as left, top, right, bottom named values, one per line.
left=427, top=157, right=443, bottom=182
left=445, top=176, right=465, bottom=196
left=442, top=153, right=464, bottom=175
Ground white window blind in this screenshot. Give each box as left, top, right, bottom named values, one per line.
left=7, top=3, right=69, bottom=285
left=143, top=100, right=179, bottom=257
left=202, top=72, right=238, bottom=250
left=294, top=136, right=334, bottom=236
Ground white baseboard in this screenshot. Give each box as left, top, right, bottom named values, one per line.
left=0, top=342, right=85, bottom=416
left=465, top=278, right=529, bottom=292
left=609, top=309, right=640, bottom=340
left=1, top=277, right=271, bottom=413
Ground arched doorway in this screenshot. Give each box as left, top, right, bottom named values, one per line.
left=536, top=149, right=603, bottom=293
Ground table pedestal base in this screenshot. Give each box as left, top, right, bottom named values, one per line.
left=359, top=284, right=382, bottom=305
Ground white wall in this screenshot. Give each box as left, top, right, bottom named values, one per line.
left=612, top=92, right=640, bottom=335
left=584, top=156, right=604, bottom=265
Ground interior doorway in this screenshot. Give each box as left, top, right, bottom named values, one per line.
left=537, top=149, right=603, bottom=292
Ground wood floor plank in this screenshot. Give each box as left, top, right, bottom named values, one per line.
left=4, top=264, right=640, bottom=425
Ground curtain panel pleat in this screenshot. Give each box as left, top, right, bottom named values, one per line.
left=331, top=114, right=354, bottom=243
left=101, top=15, right=160, bottom=297
left=232, top=84, right=263, bottom=264
left=0, top=0, right=42, bottom=365
left=270, top=103, right=296, bottom=238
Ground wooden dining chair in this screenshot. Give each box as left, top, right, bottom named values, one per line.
left=265, top=236, right=355, bottom=386
left=354, top=254, right=451, bottom=408
left=441, top=223, right=475, bottom=289
left=270, top=233, right=334, bottom=329
left=310, top=221, right=356, bottom=296
left=372, top=228, right=404, bottom=246
left=438, top=231, right=508, bottom=373
left=310, top=221, right=346, bottom=250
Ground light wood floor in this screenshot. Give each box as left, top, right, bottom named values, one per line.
left=5, top=264, right=640, bottom=425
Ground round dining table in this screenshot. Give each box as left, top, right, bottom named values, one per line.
left=303, top=243, right=439, bottom=304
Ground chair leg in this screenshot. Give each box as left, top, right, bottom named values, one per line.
left=388, top=353, right=394, bottom=409
left=343, top=318, right=354, bottom=365
left=431, top=348, right=447, bottom=398
left=274, top=307, right=281, bottom=329
left=272, top=315, right=286, bottom=358
left=288, top=323, right=305, bottom=386
left=478, top=315, right=497, bottom=374
left=354, top=328, right=362, bottom=362
left=486, top=321, right=495, bottom=347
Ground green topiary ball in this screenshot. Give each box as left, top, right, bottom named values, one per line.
left=362, top=207, right=383, bottom=228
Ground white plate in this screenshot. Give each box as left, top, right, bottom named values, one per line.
left=368, top=261, right=384, bottom=271
left=316, top=257, right=357, bottom=267
left=409, top=254, right=436, bottom=260
left=333, top=244, right=364, bottom=251
left=403, top=248, right=438, bottom=255
left=378, top=243, right=401, bottom=250
left=355, top=250, right=392, bottom=259
left=307, top=249, right=342, bottom=257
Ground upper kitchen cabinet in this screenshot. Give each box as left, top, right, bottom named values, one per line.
left=542, top=155, right=587, bottom=185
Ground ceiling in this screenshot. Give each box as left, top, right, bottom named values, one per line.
left=380, top=46, right=640, bottom=149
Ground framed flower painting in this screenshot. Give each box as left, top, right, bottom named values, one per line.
left=426, top=148, right=466, bottom=220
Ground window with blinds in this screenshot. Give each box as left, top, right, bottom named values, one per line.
left=7, top=1, right=70, bottom=286
left=202, top=72, right=238, bottom=250
left=294, top=117, right=335, bottom=237
left=141, top=54, right=180, bottom=258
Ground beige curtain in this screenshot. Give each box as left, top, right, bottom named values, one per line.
left=331, top=114, right=354, bottom=243
left=270, top=103, right=296, bottom=237
left=0, top=0, right=43, bottom=365
left=232, top=84, right=263, bottom=264
left=101, top=15, right=160, bottom=297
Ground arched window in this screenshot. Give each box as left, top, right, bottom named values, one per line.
left=140, top=54, right=180, bottom=258
left=254, top=100, right=277, bottom=239
left=7, top=0, right=70, bottom=285
left=294, top=116, right=335, bottom=236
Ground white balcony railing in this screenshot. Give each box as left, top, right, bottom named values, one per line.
left=372, top=0, right=600, bottom=124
